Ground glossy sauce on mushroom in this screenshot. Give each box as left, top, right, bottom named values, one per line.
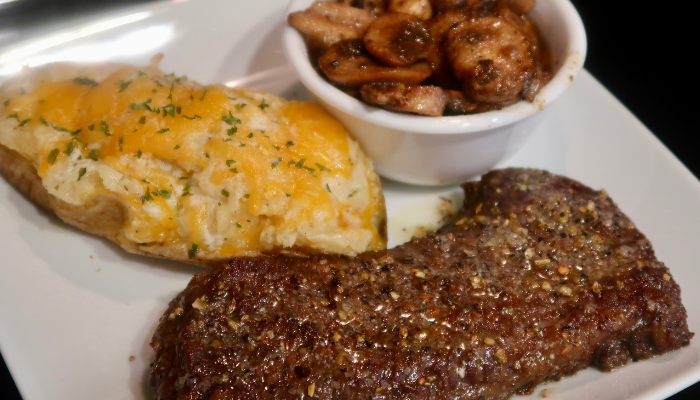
left=289, top=0, right=551, bottom=116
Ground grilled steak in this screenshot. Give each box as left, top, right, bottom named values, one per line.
left=150, top=169, right=692, bottom=400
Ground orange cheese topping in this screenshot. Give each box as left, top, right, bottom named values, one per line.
left=1, top=64, right=385, bottom=258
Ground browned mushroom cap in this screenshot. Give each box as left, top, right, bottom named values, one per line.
left=388, top=0, right=433, bottom=20
left=360, top=83, right=449, bottom=116
left=496, top=5, right=540, bottom=54
left=444, top=89, right=479, bottom=114
left=446, top=17, right=534, bottom=103
left=426, top=11, right=469, bottom=88
left=350, top=0, right=388, bottom=15
left=429, top=0, right=466, bottom=13
left=428, top=10, right=469, bottom=46
left=521, top=59, right=551, bottom=102
left=288, top=1, right=374, bottom=49
left=363, top=13, right=433, bottom=67
left=505, top=0, right=535, bottom=14
left=321, top=39, right=432, bottom=86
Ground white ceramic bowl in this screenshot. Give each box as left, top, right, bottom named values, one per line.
left=283, top=0, right=587, bottom=185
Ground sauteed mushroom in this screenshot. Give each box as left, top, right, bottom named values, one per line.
left=444, top=89, right=479, bottom=114
left=388, top=0, right=433, bottom=20
left=320, top=39, right=432, bottom=86
left=429, top=0, right=466, bottom=13
left=360, top=83, right=449, bottom=116
left=446, top=16, right=533, bottom=103
left=505, top=0, right=535, bottom=14
left=288, top=1, right=374, bottom=48
left=290, top=0, right=549, bottom=115
left=364, top=13, right=433, bottom=67
left=347, top=0, right=388, bottom=15
left=426, top=10, right=469, bottom=87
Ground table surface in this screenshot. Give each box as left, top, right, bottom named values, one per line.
left=0, top=0, right=697, bottom=399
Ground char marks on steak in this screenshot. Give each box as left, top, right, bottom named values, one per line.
left=150, top=169, right=692, bottom=400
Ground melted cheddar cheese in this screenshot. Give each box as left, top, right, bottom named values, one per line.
left=0, top=62, right=386, bottom=261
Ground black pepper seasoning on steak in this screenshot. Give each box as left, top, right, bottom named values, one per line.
left=150, top=168, right=692, bottom=400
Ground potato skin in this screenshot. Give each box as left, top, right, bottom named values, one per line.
left=1, top=142, right=388, bottom=267
left=0, top=143, right=192, bottom=264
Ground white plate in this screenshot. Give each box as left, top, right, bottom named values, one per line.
left=0, top=1, right=699, bottom=399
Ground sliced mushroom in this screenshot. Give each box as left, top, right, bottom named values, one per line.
left=446, top=17, right=534, bottom=103
left=429, top=0, right=466, bottom=14
left=468, top=0, right=500, bottom=17
left=426, top=11, right=469, bottom=88
left=505, top=0, right=535, bottom=14
left=493, top=4, right=539, bottom=45
left=350, top=0, right=388, bottom=15
left=360, top=83, right=449, bottom=116
left=363, top=13, right=433, bottom=67
left=521, top=59, right=551, bottom=102
left=388, top=0, right=433, bottom=20
left=428, top=10, right=470, bottom=45
left=444, top=89, right=479, bottom=114
left=288, top=1, right=374, bottom=48
left=321, top=39, right=432, bottom=86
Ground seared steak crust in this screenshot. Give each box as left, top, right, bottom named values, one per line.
left=150, top=169, right=692, bottom=400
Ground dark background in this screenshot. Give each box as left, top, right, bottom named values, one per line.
left=0, top=0, right=696, bottom=399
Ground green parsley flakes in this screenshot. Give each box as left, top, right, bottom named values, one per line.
left=162, top=104, right=176, bottom=117
left=157, top=128, right=170, bottom=134
left=159, top=190, right=172, bottom=199
left=316, top=163, right=332, bottom=172
left=221, top=189, right=230, bottom=197
left=181, top=181, right=193, bottom=196
left=286, top=140, right=294, bottom=147
left=98, top=120, right=111, bottom=136
left=130, top=98, right=153, bottom=111
left=188, top=243, right=199, bottom=259
left=116, top=80, right=132, bottom=92
left=271, top=158, right=282, bottom=168
left=136, top=149, right=143, bottom=158
left=141, top=187, right=153, bottom=203
left=77, top=167, right=87, bottom=181
left=47, top=149, right=59, bottom=164
left=87, top=149, right=99, bottom=161
left=222, top=111, right=241, bottom=126
left=259, top=98, right=269, bottom=110
left=73, top=77, right=98, bottom=87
